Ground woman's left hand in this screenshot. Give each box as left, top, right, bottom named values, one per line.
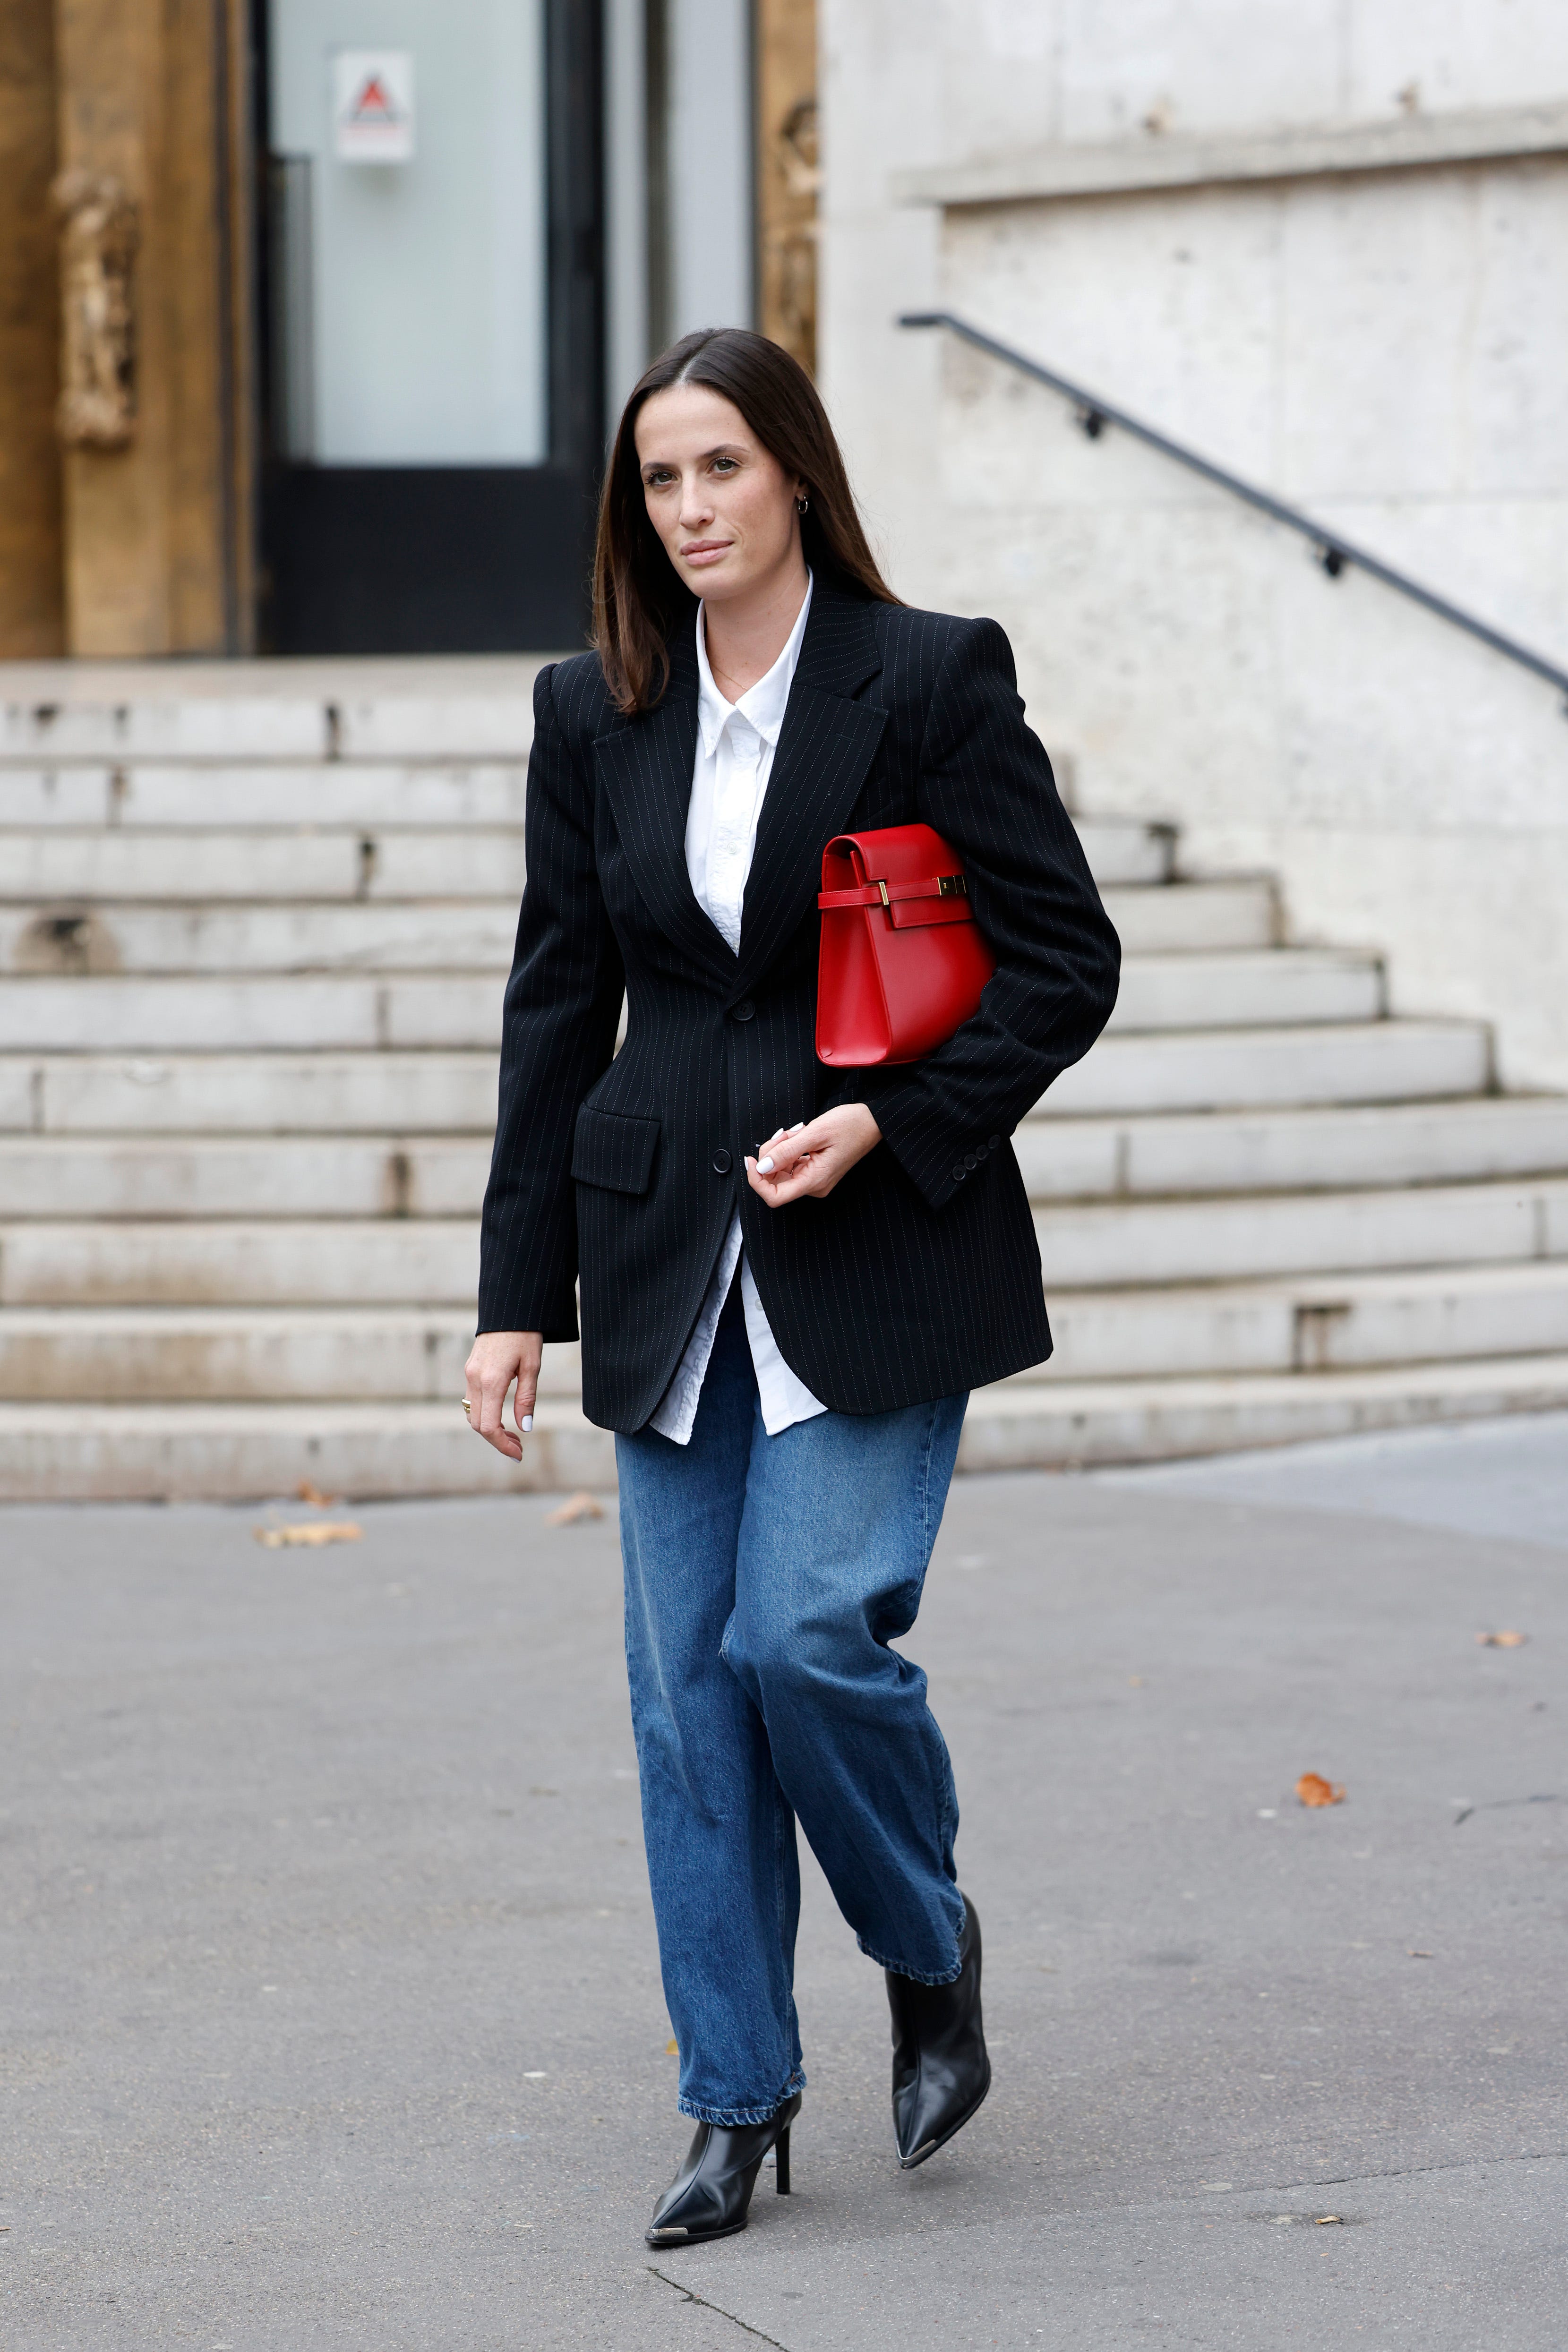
left=745, top=1103, right=882, bottom=1206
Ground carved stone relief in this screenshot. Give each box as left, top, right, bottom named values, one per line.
left=52, top=169, right=139, bottom=449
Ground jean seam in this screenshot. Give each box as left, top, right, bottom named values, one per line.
left=856, top=1930, right=962, bottom=1985
left=677, top=2067, right=805, bottom=2129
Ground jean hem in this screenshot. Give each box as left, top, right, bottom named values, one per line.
left=677, top=2068, right=805, bottom=2128
left=858, top=1933, right=963, bottom=1986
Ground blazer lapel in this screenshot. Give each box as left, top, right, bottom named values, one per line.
left=593, top=626, right=737, bottom=977
left=736, top=584, right=886, bottom=990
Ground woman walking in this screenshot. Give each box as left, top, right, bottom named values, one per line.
left=465, top=328, right=1119, bottom=2245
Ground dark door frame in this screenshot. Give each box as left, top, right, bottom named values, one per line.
left=253, top=0, right=605, bottom=655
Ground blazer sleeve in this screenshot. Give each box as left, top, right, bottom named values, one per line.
left=861, top=617, right=1121, bottom=1212
left=476, top=665, right=626, bottom=1336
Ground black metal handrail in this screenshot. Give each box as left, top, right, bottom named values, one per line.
left=900, top=309, right=1568, bottom=709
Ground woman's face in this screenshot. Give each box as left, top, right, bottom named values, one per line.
left=635, top=384, right=804, bottom=605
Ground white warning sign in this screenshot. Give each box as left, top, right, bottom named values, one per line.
left=333, top=50, right=416, bottom=163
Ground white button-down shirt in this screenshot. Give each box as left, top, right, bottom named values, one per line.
left=649, top=574, right=828, bottom=1446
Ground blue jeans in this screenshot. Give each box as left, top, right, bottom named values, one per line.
left=616, top=1280, right=969, bottom=2125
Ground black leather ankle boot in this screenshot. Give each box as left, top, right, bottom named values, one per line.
left=645, top=2091, right=801, bottom=2246
left=886, top=1895, right=989, bottom=2168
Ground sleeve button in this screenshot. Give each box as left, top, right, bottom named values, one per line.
left=988, top=1134, right=1002, bottom=1149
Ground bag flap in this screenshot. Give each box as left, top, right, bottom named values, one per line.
left=572, top=1105, right=660, bottom=1195
left=824, top=822, right=962, bottom=887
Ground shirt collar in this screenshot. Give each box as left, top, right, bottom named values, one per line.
left=695, top=571, right=814, bottom=758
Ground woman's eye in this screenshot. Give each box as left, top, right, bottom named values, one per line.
left=712, top=457, right=738, bottom=474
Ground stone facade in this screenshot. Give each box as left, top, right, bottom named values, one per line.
left=820, top=0, right=1568, bottom=1090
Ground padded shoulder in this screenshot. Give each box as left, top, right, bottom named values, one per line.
left=865, top=601, right=1013, bottom=706
left=540, top=648, right=619, bottom=749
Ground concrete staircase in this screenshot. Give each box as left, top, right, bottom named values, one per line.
left=3, top=673, right=1568, bottom=1499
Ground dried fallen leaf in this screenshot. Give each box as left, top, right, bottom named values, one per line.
left=1476, top=1630, right=1527, bottom=1648
left=545, top=1491, right=605, bottom=1527
left=297, top=1479, right=339, bottom=1509
left=1296, top=1772, right=1346, bottom=1808
left=255, top=1522, right=363, bottom=1549
left=1407, top=1948, right=1433, bottom=1959
left=1315, top=2215, right=1344, bottom=2226
left=665, top=2038, right=678, bottom=2056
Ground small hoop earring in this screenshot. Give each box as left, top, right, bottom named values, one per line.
left=796, top=495, right=809, bottom=515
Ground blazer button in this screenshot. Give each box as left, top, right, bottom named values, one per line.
left=965, top=1152, right=979, bottom=1170
left=951, top=1163, right=967, bottom=1182
left=989, top=1134, right=1002, bottom=1149
left=712, top=1148, right=733, bottom=1175
left=732, top=999, right=756, bottom=1022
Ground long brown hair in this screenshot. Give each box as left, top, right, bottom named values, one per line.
left=592, top=328, right=901, bottom=715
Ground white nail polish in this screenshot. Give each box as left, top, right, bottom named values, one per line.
left=788, top=1122, right=806, bottom=1134
left=757, top=1157, right=775, bottom=1173
left=521, top=1415, right=533, bottom=1432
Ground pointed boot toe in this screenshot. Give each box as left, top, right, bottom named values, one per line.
left=645, top=2093, right=800, bottom=2247
left=886, top=1895, right=990, bottom=2169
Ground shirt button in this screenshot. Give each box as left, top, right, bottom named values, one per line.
left=712, top=1148, right=733, bottom=1175
left=732, top=999, right=756, bottom=1022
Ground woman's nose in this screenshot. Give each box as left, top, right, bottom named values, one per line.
left=678, top=478, right=712, bottom=527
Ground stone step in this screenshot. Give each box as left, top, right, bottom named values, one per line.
left=1032, top=1175, right=1568, bottom=1290
left=4, top=1098, right=1565, bottom=1221
left=0, top=898, right=522, bottom=976
left=8, top=1265, right=1568, bottom=1401
left=4, top=1349, right=1567, bottom=1498
left=0, top=1306, right=579, bottom=1401
left=0, top=1051, right=502, bottom=1136
left=1042, top=1262, right=1568, bottom=1380
left=6, top=1176, right=1566, bottom=1308
left=0, top=699, right=330, bottom=761
left=0, top=876, right=1277, bottom=976
left=0, top=974, right=510, bottom=1053
left=962, top=1353, right=1568, bottom=1471
left=0, top=679, right=549, bottom=763
left=1017, top=1095, right=1568, bottom=1200
left=0, top=816, right=1170, bottom=900
left=0, top=1021, right=1491, bottom=1138
left=0, top=830, right=529, bottom=901
left=0, top=762, right=528, bottom=828
left=1106, top=949, right=1382, bottom=1031
left=0, top=947, right=1382, bottom=1055
left=0, top=1220, right=480, bottom=1306
left=1039, top=1018, right=1490, bottom=1116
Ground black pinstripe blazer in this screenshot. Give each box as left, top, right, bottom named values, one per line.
left=477, top=574, right=1120, bottom=1429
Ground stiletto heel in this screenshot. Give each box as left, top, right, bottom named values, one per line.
left=646, top=2091, right=801, bottom=2245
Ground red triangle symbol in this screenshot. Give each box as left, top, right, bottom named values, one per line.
left=351, top=74, right=399, bottom=123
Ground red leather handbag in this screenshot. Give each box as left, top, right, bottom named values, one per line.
left=816, top=823, right=996, bottom=1066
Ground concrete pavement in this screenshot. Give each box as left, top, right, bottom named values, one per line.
left=3, top=1417, right=1566, bottom=2346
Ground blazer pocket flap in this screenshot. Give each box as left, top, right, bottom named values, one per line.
left=572, top=1105, right=660, bottom=1195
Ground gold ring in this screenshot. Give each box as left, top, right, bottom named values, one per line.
left=461, top=1398, right=471, bottom=1419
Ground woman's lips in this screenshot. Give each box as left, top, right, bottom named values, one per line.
left=681, top=540, right=731, bottom=565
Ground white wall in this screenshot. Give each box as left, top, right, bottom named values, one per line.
left=820, top=0, right=1568, bottom=1089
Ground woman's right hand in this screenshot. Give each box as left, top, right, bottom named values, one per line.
left=463, top=1331, right=543, bottom=1460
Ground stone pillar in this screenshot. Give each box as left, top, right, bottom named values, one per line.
left=51, top=0, right=253, bottom=655
left=0, top=0, right=66, bottom=656
left=756, top=0, right=817, bottom=373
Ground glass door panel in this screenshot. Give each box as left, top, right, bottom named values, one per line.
left=267, top=0, right=548, bottom=465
